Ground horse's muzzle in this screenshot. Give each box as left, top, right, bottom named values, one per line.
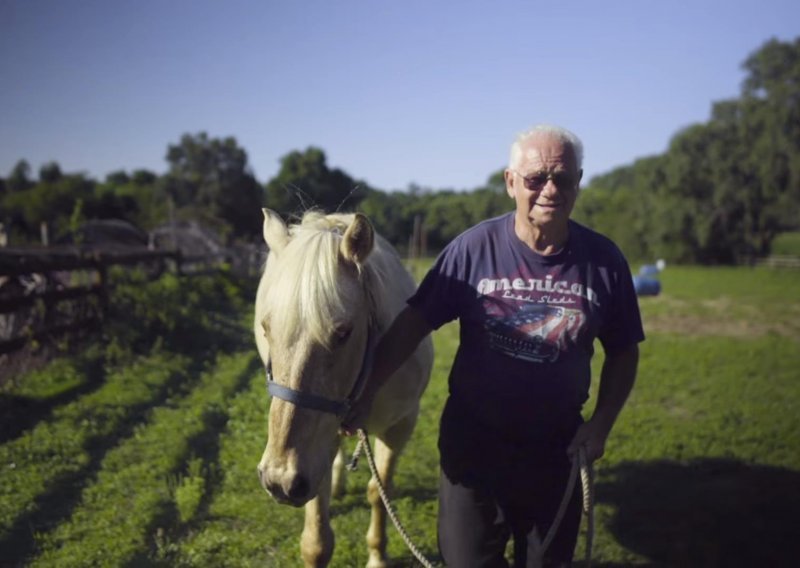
left=257, top=465, right=311, bottom=507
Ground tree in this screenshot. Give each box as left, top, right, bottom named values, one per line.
left=39, top=162, right=63, bottom=183
left=1, top=172, right=95, bottom=239
left=131, top=169, right=158, bottom=186
left=741, top=37, right=800, bottom=234
left=105, top=170, right=131, bottom=185
left=572, top=155, right=666, bottom=262
left=98, top=170, right=164, bottom=231
left=484, top=169, right=507, bottom=194
left=7, top=160, right=33, bottom=192
left=264, top=147, right=370, bottom=217
left=572, top=36, right=800, bottom=263
left=164, top=132, right=263, bottom=239
left=358, top=189, right=417, bottom=248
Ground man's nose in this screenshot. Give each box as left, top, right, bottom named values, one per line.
left=540, top=178, right=559, bottom=195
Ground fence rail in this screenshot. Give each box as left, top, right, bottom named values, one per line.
left=0, top=248, right=179, bottom=276
left=755, top=255, right=800, bottom=269
left=0, top=247, right=223, bottom=356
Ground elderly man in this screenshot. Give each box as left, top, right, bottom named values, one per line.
left=346, top=125, right=644, bottom=567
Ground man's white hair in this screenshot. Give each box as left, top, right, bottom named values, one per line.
left=509, top=124, right=584, bottom=171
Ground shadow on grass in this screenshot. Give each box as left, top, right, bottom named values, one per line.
left=0, top=361, right=208, bottom=567
left=595, top=458, right=800, bottom=567
left=0, top=354, right=106, bottom=445
left=132, top=355, right=263, bottom=567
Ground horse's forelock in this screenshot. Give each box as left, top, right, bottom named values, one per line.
left=295, top=210, right=351, bottom=236
left=264, top=221, right=365, bottom=349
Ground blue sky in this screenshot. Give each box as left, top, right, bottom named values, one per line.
left=1, top=0, right=798, bottom=192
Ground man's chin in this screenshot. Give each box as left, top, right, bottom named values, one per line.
left=528, top=212, right=563, bottom=226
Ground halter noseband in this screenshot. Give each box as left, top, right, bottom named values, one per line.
left=265, top=326, right=376, bottom=420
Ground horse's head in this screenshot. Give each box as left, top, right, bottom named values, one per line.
left=255, top=208, right=376, bottom=506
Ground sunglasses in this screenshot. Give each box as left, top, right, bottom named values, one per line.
left=511, top=169, right=577, bottom=190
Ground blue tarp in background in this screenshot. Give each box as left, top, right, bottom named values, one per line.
left=633, top=260, right=665, bottom=296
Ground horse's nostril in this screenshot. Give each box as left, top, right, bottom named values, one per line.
left=287, top=475, right=309, bottom=500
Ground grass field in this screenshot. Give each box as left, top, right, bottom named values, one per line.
left=1, top=264, right=799, bottom=566
left=771, top=231, right=800, bottom=256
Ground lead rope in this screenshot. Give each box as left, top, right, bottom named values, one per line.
left=540, top=446, right=594, bottom=567
left=353, top=429, right=437, bottom=568
left=349, top=429, right=594, bottom=568
left=582, top=454, right=594, bottom=567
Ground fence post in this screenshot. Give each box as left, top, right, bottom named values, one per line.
left=40, top=222, right=49, bottom=246
left=175, top=251, right=184, bottom=276
left=95, top=255, right=109, bottom=318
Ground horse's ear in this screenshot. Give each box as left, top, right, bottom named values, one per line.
left=262, top=208, right=289, bottom=253
left=340, top=213, right=374, bottom=265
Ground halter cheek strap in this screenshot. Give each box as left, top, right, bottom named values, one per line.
left=265, top=327, right=376, bottom=420
left=266, top=379, right=351, bottom=416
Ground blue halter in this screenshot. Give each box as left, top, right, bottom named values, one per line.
left=265, top=326, right=376, bottom=420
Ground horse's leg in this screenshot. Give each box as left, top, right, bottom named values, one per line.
left=331, top=440, right=346, bottom=498
left=366, top=411, right=418, bottom=568
left=301, top=469, right=335, bottom=567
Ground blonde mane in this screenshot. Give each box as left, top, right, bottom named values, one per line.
left=262, top=211, right=382, bottom=348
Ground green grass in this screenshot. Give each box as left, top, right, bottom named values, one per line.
left=0, top=350, right=190, bottom=554
left=1, top=264, right=798, bottom=566
left=584, top=265, right=800, bottom=565
left=635, top=265, right=800, bottom=339
left=165, top=363, right=300, bottom=567
left=165, top=264, right=800, bottom=566
left=771, top=231, right=800, bottom=256
left=32, top=352, right=257, bottom=567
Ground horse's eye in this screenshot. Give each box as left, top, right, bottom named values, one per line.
left=334, top=325, right=352, bottom=345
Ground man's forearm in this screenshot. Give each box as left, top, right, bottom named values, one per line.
left=591, top=343, right=639, bottom=434
left=364, top=305, right=432, bottom=398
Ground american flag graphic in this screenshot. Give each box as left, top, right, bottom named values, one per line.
left=485, top=304, right=584, bottom=363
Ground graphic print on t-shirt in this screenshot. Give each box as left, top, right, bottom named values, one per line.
left=484, top=303, right=585, bottom=363
left=478, top=274, right=592, bottom=363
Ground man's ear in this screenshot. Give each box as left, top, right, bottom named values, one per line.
left=504, top=168, right=516, bottom=200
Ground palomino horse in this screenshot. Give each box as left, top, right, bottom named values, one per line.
left=254, top=209, right=433, bottom=567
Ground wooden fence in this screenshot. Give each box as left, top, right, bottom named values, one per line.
left=755, top=255, right=800, bottom=269
left=0, top=247, right=226, bottom=356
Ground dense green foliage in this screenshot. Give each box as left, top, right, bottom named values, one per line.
left=2, top=37, right=799, bottom=262
left=264, top=147, right=374, bottom=216
left=573, top=37, right=800, bottom=263
left=162, top=133, right=263, bottom=239
left=102, top=267, right=251, bottom=359
left=0, top=134, right=265, bottom=245
left=359, top=186, right=510, bottom=252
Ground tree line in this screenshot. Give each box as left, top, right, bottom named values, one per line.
left=573, top=37, right=800, bottom=264
left=1, top=37, right=798, bottom=264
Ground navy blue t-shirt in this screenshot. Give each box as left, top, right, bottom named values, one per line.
left=409, top=212, right=645, bottom=442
